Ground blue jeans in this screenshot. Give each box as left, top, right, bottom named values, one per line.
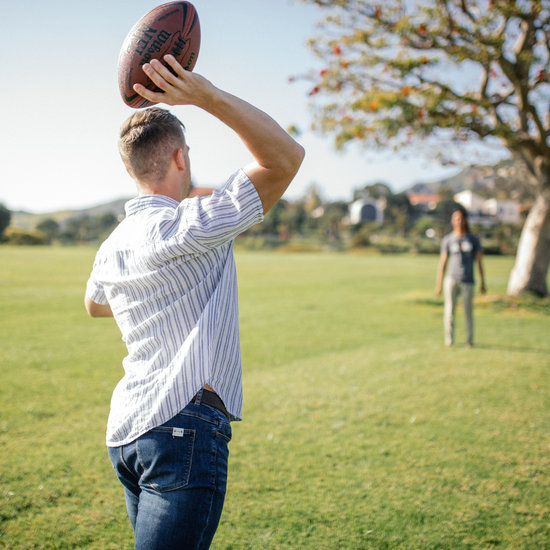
left=108, top=390, right=232, bottom=550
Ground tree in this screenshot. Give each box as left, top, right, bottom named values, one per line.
left=320, top=200, right=349, bottom=241
left=299, top=0, right=550, bottom=295
left=260, top=199, right=288, bottom=236
left=0, top=203, right=11, bottom=241
left=303, top=183, right=324, bottom=214
left=435, top=198, right=464, bottom=222
left=99, top=213, right=118, bottom=231
left=353, top=181, right=393, bottom=201
left=36, top=218, right=60, bottom=244
left=279, top=201, right=308, bottom=236
left=386, top=192, right=417, bottom=236
left=4, top=228, right=46, bottom=245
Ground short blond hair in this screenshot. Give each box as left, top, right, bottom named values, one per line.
left=119, top=108, right=185, bottom=182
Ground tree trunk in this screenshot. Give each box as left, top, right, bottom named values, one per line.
left=507, top=186, right=550, bottom=297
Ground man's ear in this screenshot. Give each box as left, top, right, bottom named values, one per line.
left=174, top=148, right=186, bottom=171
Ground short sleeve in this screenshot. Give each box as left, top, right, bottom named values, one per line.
left=472, top=235, right=482, bottom=254
left=174, top=169, right=264, bottom=250
left=86, top=275, right=108, bottom=305
left=440, top=235, right=449, bottom=255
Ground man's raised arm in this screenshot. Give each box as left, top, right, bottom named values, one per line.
left=134, top=55, right=305, bottom=213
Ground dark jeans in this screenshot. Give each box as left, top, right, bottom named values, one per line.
left=108, top=390, right=232, bottom=550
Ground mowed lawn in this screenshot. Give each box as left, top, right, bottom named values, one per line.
left=1, top=246, right=548, bottom=549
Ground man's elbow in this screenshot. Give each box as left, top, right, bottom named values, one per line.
left=286, top=143, right=305, bottom=177
left=273, top=142, right=305, bottom=180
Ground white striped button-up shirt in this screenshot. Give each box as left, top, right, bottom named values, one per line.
left=86, top=170, right=264, bottom=447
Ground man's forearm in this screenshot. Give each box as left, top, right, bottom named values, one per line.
left=135, top=56, right=305, bottom=213
left=85, top=296, right=114, bottom=318
left=477, top=254, right=486, bottom=291
left=203, top=88, right=304, bottom=212
left=201, top=88, right=302, bottom=172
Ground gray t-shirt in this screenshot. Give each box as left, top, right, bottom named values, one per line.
left=441, top=232, right=481, bottom=283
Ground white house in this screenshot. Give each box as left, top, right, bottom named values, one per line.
left=349, top=198, right=384, bottom=224
left=454, top=190, right=486, bottom=214
left=454, top=190, right=521, bottom=226
left=484, top=198, right=521, bottom=225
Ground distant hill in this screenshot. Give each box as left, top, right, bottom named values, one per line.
left=9, top=161, right=534, bottom=232
left=9, top=186, right=216, bottom=232
left=10, top=197, right=131, bottom=232
left=406, top=159, right=536, bottom=204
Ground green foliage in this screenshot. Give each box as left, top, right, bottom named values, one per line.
left=1, top=248, right=549, bottom=548
left=434, top=198, right=464, bottom=222
left=0, top=203, right=11, bottom=241
left=479, top=291, right=550, bottom=315
left=244, top=197, right=349, bottom=247
left=350, top=223, right=372, bottom=247
left=58, top=213, right=120, bottom=244
left=300, top=0, right=549, bottom=174
left=478, top=223, right=522, bottom=256
left=3, top=227, right=46, bottom=245
left=239, top=194, right=519, bottom=256
left=36, top=218, right=60, bottom=244
left=354, top=181, right=393, bottom=200
left=411, top=215, right=437, bottom=236
left=300, top=0, right=550, bottom=297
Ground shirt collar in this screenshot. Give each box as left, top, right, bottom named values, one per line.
left=125, top=195, right=180, bottom=216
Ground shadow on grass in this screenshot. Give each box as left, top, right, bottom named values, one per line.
left=407, top=293, right=550, bottom=316
left=473, top=342, right=550, bottom=354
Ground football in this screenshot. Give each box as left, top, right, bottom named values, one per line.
left=118, top=1, right=201, bottom=108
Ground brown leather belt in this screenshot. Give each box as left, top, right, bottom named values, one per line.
left=192, top=389, right=230, bottom=420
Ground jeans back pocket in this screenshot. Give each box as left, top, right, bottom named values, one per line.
left=136, top=427, right=195, bottom=492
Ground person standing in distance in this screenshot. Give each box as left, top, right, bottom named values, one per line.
left=435, top=206, right=486, bottom=347
left=84, top=55, right=305, bottom=550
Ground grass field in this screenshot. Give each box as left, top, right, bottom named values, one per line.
left=1, top=246, right=549, bottom=549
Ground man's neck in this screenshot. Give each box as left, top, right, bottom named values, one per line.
left=137, top=180, right=184, bottom=203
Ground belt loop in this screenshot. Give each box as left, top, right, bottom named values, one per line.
left=194, top=388, right=204, bottom=406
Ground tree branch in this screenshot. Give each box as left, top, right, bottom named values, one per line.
left=459, top=0, right=477, bottom=24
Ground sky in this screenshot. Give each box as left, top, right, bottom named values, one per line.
left=0, top=0, right=463, bottom=214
